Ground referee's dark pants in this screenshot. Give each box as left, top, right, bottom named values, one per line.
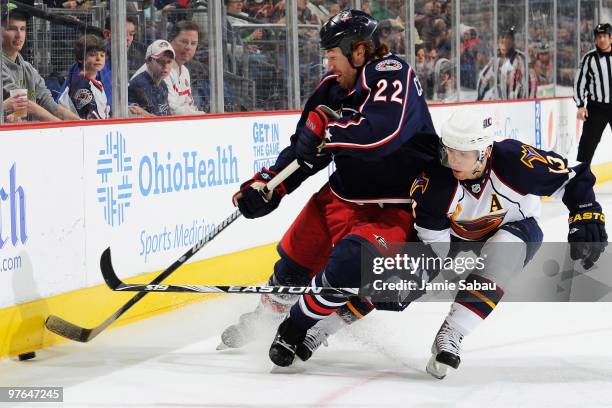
left=577, top=101, right=612, bottom=163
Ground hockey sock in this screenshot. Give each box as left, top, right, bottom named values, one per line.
left=446, top=273, right=504, bottom=336
left=338, top=297, right=373, bottom=323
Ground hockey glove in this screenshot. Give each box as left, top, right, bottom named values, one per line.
left=568, top=204, right=608, bottom=269
left=295, top=107, right=329, bottom=173
left=371, top=243, right=443, bottom=311
left=371, top=273, right=414, bottom=311
left=232, top=169, right=287, bottom=219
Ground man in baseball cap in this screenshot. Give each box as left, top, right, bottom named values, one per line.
left=128, top=39, right=176, bottom=116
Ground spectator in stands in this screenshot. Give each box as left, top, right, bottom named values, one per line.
left=433, top=57, right=456, bottom=102
left=432, top=18, right=451, bottom=59
left=58, top=34, right=110, bottom=119
left=535, top=44, right=553, bottom=84
left=306, top=0, right=330, bottom=22
left=247, top=0, right=275, bottom=22
left=423, top=44, right=438, bottom=99
left=155, top=0, right=198, bottom=10
left=132, top=21, right=202, bottom=115
left=1, top=9, right=80, bottom=121
left=297, top=0, right=320, bottom=24
left=477, top=25, right=527, bottom=101
left=460, top=24, right=480, bottom=90
left=167, top=21, right=202, bottom=114
left=43, top=0, right=88, bottom=8
left=414, top=45, right=430, bottom=94
left=103, top=16, right=145, bottom=78
left=59, top=15, right=141, bottom=111
left=377, top=18, right=405, bottom=55
left=128, top=40, right=175, bottom=117
left=227, top=0, right=248, bottom=21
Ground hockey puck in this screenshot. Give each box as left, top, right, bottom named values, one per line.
left=18, top=351, right=36, bottom=361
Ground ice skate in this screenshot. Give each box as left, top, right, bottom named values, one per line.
left=269, top=318, right=307, bottom=367
left=296, top=325, right=329, bottom=361
left=426, top=320, right=463, bottom=380
left=218, top=294, right=292, bottom=350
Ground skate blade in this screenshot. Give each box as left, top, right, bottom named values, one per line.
left=270, top=361, right=306, bottom=374
left=426, top=355, right=449, bottom=380
left=216, top=342, right=230, bottom=351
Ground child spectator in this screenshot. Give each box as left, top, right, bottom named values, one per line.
left=59, top=34, right=110, bottom=119
left=128, top=40, right=175, bottom=117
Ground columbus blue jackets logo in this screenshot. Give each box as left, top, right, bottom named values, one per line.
left=338, top=10, right=351, bottom=22
left=74, top=88, right=93, bottom=110
left=375, top=59, right=403, bottom=72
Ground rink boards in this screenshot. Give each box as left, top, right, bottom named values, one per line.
left=0, top=97, right=610, bottom=358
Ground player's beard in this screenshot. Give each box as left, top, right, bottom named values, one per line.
left=337, top=69, right=357, bottom=90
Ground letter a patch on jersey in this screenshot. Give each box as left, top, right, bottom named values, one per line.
left=520, top=145, right=548, bottom=169
left=489, top=193, right=503, bottom=213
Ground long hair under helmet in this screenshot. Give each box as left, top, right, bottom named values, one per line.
left=319, top=9, right=378, bottom=68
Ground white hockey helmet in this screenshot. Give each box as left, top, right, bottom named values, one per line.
left=440, top=108, right=494, bottom=164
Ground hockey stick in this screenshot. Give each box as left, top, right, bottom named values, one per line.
left=45, top=160, right=299, bottom=342
left=101, top=254, right=359, bottom=296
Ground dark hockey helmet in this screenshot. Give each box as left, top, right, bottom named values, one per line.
left=594, top=23, right=612, bottom=36
left=320, top=9, right=378, bottom=59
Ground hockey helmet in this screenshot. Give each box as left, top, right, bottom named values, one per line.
left=594, top=23, right=612, bottom=36
left=439, top=109, right=494, bottom=167
left=320, top=9, right=378, bottom=60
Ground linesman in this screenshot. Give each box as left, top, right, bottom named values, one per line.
left=574, top=23, right=612, bottom=163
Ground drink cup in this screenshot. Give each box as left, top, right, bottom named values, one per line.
left=9, top=88, right=28, bottom=119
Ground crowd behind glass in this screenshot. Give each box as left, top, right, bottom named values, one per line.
left=1, top=0, right=610, bottom=123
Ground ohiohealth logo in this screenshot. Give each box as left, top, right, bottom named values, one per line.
left=96, top=131, right=133, bottom=227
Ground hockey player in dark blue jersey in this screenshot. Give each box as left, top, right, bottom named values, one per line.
left=219, top=10, right=440, bottom=359
left=285, top=107, right=608, bottom=370
left=404, top=108, right=607, bottom=379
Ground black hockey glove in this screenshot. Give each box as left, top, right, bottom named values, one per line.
left=370, top=274, right=415, bottom=311
left=568, top=204, right=608, bottom=269
left=371, top=243, right=443, bottom=311
left=232, top=169, right=286, bottom=219
left=295, top=107, right=329, bottom=173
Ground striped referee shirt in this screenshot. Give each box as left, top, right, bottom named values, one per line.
left=574, top=48, right=612, bottom=107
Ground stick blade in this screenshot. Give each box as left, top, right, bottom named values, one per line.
left=100, top=247, right=123, bottom=290
left=45, top=315, right=94, bottom=343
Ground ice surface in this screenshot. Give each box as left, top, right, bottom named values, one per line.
left=2, top=185, right=612, bottom=407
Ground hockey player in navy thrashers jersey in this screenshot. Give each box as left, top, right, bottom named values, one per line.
left=219, top=10, right=440, bottom=365
left=409, top=108, right=607, bottom=379
left=293, top=108, right=608, bottom=373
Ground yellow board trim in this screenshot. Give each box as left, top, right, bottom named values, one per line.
left=591, top=162, right=612, bottom=185
left=0, top=243, right=278, bottom=359
left=3, top=162, right=612, bottom=359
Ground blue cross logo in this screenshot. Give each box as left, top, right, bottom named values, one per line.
left=96, top=131, right=133, bottom=227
